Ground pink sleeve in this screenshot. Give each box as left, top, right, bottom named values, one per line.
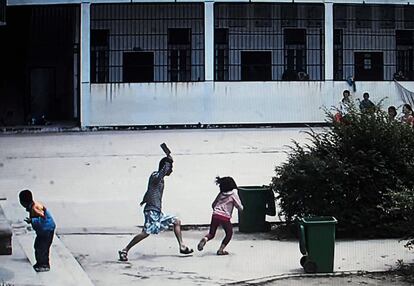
left=233, top=193, right=244, bottom=211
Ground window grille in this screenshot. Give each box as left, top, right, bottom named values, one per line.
left=404, top=6, right=414, bottom=29
left=334, top=29, right=343, bottom=80
left=334, top=4, right=414, bottom=81
left=214, top=28, right=229, bottom=81
left=214, top=3, right=324, bottom=81
left=90, top=3, right=204, bottom=83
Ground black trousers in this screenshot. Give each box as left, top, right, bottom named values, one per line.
left=34, top=231, right=54, bottom=266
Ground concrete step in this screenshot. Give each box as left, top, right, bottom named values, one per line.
left=0, top=233, right=43, bottom=286
left=18, top=233, right=94, bottom=286
left=1, top=201, right=95, bottom=286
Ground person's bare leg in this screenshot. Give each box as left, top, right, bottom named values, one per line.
left=173, top=219, right=184, bottom=248
left=118, top=230, right=149, bottom=261
left=173, top=219, right=193, bottom=253
left=123, top=230, right=150, bottom=253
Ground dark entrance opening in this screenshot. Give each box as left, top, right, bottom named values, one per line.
left=241, top=51, right=272, bottom=81
left=354, top=52, right=384, bottom=81
left=0, top=5, right=80, bottom=126
left=123, top=52, right=154, bottom=83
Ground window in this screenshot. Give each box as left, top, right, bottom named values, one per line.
left=214, top=28, right=229, bottom=81
left=123, top=52, right=154, bottom=83
left=306, top=6, right=323, bottom=28
left=168, top=28, right=191, bottom=82
left=91, top=30, right=109, bottom=83
left=396, top=30, right=414, bottom=80
left=228, top=5, right=247, bottom=28
left=281, top=5, right=297, bottom=27
left=253, top=4, right=272, bottom=28
left=379, top=6, right=395, bottom=29
left=334, top=6, right=347, bottom=29
left=241, top=51, right=272, bottom=81
left=214, top=3, right=324, bottom=81
left=404, top=6, right=414, bottom=29
left=355, top=5, right=372, bottom=29
left=334, top=29, right=343, bottom=80
left=284, top=29, right=307, bottom=79
left=90, top=3, right=204, bottom=83
left=333, top=4, right=409, bottom=81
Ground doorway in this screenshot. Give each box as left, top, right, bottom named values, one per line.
left=29, top=68, right=56, bottom=122
left=354, top=52, right=383, bottom=81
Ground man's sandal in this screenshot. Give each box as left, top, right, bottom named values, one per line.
left=180, top=246, right=194, bottom=254
left=118, top=250, right=128, bottom=261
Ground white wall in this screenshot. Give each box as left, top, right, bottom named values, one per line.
left=88, top=81, right=407, bottom=126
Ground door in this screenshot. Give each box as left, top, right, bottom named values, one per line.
left=354, top=52, right=383, bottom=81
left=30, top=67, right=55, bottom=120
left=123, top=52, right=154, bottom=83
left=241, top=51, right=272, bottom=81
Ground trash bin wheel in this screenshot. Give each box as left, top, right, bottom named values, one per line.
left=304, top=260, right=317, bottom=273
left=300, top=255, right=307, bottom=267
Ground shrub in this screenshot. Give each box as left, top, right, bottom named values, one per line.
left=271, top=103, right=414, bottom=238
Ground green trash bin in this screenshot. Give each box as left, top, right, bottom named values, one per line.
left=299, top=216, right=337, bottom=273
left=237, top=186, right=276, bottom=233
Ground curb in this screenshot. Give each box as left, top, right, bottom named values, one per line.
left=226, top=270, right=394, bottom=285
left=0, top=201, right=95, bottom=286
left=0, top=123, right=329, bottom=135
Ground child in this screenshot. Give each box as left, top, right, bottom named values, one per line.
left=197, top=176, right=244, bottom=255
left=400, top=103, right=414, bottom=127
left=19, top=190, right=56, bottom=272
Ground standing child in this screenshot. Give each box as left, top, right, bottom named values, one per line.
left=19, top=190, right=56, bottom=272
left=197, top=176, right=244, bottom=255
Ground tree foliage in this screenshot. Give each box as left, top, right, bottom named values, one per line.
left=271, top=103, right=414, bottom=240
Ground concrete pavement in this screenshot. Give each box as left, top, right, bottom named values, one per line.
left=0, top=128, right=413, bottom=285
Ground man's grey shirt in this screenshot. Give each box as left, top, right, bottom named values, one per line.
left=141, top=162, right=171, bottom=212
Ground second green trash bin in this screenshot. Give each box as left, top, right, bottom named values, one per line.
left=237, top=186, right=276, bottom=233
left=299, top=216, right=337, bottom=273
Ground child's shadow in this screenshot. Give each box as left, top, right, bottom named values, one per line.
left=197, top=251, right=229, bottom=257
left=137, top=253, right=194, bottom=260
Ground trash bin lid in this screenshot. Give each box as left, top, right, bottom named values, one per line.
left=300, top=216, right=337, bottom=225
left=238, top=186, right=270, bottom=191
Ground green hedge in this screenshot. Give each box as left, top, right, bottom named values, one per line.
left=271, top=104, right=414, bottom=239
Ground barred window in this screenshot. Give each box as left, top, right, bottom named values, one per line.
left=91, top=29, right=109, bottom=83
left=334, top=4, right=414, bottom=81
left=90, top=3, right=204, bottom=83
left=214, top=3, right=324, bottom=81
left=214, top=28, right=229, bottom=81
left=404, top=6, right=414, bottom=29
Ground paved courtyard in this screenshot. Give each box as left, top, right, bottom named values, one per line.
left=0, top=128, right=413, bottom=285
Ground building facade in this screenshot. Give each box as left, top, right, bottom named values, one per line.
left=1, top=0, right=414, bottom=127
